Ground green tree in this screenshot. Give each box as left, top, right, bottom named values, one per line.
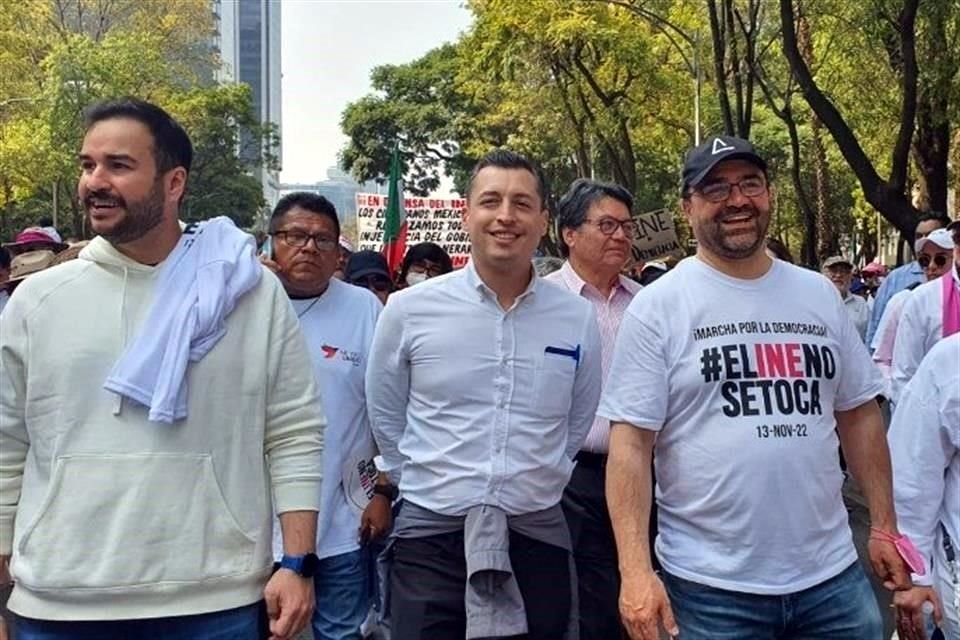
left=0, top=0, right=274, bottom=238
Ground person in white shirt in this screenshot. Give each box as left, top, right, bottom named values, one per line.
left=822, top=255, right=870, bottom=341
left=600, top=135, right=911, bottom=640
left=888, top=334, right=960, bottom=640
left=543, top=178, right=641, bottom=640
left=891, top=220, right=960, bottom=403
left=366, top=149, right=602, bottom=640
left=262, top=192, right=388, bottom=640
left=872, top=228, right=955, bottom=399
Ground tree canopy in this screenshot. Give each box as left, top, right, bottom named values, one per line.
left=0, top=0, right=275, bottom=239
left=341, top=0, right=958, bottom=266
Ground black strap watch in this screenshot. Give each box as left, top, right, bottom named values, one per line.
left=372, top=483, right=399, bottom=502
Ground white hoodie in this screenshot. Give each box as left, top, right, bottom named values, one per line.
left=0, top=235, right=324, bottom=621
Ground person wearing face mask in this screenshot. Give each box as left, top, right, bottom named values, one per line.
left=396, top=242, right=453, bottom=288
left=872, top=228, right=955, bottom=399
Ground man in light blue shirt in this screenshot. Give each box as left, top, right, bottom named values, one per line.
left=866, top=211, right=950, bottom=346
left=366, top=149, right=602, bottom=640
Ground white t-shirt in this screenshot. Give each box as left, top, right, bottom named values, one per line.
left=842, top=292, right=870, bottom=342
left=0, top=290, right=8, bottom=316
left=273, top=278, right=382, bottom=560
left=599, top=257, right=884, bottom=594
left=891, top=269, right=960, bottom=403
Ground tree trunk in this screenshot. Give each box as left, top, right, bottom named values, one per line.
left=912, top=88, right=950, bottom=214
left=909, top=1, right=954, bottom=215
left=797, top=13, right=836, bottom=260
left=779, top=0, right=921, bottom=239
left=707, top=0, right=735, bottom=135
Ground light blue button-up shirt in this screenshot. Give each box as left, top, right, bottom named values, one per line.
left=366, top=261, right=603, bottom=516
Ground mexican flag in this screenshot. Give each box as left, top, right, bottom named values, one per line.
left=382, top=144, right=407, bottom=276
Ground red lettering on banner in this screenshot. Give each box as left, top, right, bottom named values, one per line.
left=368, top=195, right=380, bottom=206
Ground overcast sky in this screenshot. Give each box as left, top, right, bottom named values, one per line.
left=280, top=0, right=472, bottom=186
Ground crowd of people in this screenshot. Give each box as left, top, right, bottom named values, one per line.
left=0, top=97, right=957, bottom=640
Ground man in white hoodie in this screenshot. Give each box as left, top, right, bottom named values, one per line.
left=0, top=98, right=324, bottom=640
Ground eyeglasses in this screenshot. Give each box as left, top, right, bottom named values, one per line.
left=696, top=176, right=767, bottom=202
left=350, top=275, right=392, bottom=293
left=918, top=254, right=949, bottom=269
left=588, top=217, right=639, bottom=238
left=409, top=261, right=446, bottom=277
left=273, top=230, right=338, bottom=252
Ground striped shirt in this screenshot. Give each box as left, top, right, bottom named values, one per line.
left=545, top=261, right=641, bottom=453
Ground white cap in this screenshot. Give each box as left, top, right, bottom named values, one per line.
left=914, top=228, right=955, bottom=254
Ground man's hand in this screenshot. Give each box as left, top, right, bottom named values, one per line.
left=893, top=586, right=941, bottom=640
left=359, top=494, right=392, bottom=545
left=867, top=534, right=913, bottom=591
left=263, top=569, right=314, bottom=640
left=619, top=570, right=678, bottom=640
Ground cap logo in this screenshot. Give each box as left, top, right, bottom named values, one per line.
left=712, top=138, right=736, bottom=155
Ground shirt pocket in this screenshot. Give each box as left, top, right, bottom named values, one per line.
left=15, top=452, right=257, bottom=590
left=534, top=352, right=577, bottom=418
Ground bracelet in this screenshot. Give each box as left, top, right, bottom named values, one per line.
left=870, top=527, right=900, bottom=542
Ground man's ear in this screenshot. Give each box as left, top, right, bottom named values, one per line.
left=166, top=167, right=188, bottom=203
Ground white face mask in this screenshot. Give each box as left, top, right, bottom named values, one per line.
left=405, top=271, right=429, bottom=287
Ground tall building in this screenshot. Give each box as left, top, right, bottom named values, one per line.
left=280, top=168, right=384, bottom=224
left=213, top=0, right=282, bottom=218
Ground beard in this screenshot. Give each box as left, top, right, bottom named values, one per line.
left=694, top=205, right=770, bottom=260
left=86, top=179, right=166, bottom=245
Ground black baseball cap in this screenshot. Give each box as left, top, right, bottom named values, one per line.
left=345, top=250, right=391, bottom=281
left=682, top=135, right=768, bottom=193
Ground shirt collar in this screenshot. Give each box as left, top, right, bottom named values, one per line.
left=464, top=258, right=540, bottom=302
left=558, top=260, right=641, bottom=299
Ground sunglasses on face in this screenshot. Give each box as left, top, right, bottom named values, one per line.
left=918, top=254, right=949, bottom=269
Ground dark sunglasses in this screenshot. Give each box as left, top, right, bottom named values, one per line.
left=918, top=254, right=949, bottom=269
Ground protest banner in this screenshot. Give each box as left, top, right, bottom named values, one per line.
left=356, top=193, right=470, bottom=268
left=631, top=208, right=684, bottom=263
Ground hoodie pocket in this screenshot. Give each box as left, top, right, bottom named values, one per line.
left=17, top=453, right=257, bottom=589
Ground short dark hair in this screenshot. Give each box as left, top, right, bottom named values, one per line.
left=84, top=98, right=193, bottom=175
left=916, top=211, right=950, bottom=230
left=0, top=247, right=10, bottom=271
left=270, top=192, right=341, bottom=238
left=765, top=237, right=794, bottom=264
left=555, top=179, right=634, bottom=258
left=466, top=149, right=548, bottom=206
left=399, top=242, right=453, bottom=281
